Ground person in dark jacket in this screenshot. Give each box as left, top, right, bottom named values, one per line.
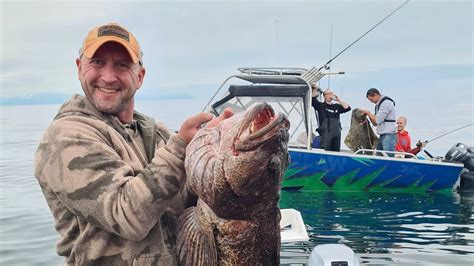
left=311, top=85, right=351, bottom=151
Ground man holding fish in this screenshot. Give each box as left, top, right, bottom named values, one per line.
left=362, top=88, right=397, bottom=155
left=34, top=23, right=234, bottom=265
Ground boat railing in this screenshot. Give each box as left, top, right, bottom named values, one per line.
left=238, top=67, right=308, bottom=76
left=354, top=149, right=418, bottom=159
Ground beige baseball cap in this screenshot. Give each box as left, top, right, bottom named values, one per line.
left=79, top=22, right=143, bottom=64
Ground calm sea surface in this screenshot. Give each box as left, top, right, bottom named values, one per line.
left=1, top=103, right=473, bottom=265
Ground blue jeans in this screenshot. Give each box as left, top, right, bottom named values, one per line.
left=377, top=133, right=396, bottom=156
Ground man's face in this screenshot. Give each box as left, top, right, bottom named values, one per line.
left=397, top=118, right=406, bottom=131
left=367, top=94, right=380, bottom=104
left=76, top=42, right=145, bottom=116
left=323, top=90, right=334, bottom=102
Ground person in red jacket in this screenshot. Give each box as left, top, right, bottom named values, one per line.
left=396, top=116, right=426, bottom=155
left=396, top=117, right=411, bottom=152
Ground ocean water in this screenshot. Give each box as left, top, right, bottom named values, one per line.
left=1, top=103, right=473, bottom=265
left=279, top=192, right=474, bottom=265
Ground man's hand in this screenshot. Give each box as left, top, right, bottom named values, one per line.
left=311, top=84, right=320, bottom=97
left=361, top=109, right=377, bottom=125
left=178, top=113, right=213, bottom=144
left=206, top=108, right=233, bottom=128
left=416, top=140, right=428, bottom=148
left=178, top=108, right=234, bottom=143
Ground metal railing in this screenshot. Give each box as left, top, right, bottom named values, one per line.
left=354, top=149, right=418, bottom=159
left=238, top=67, right=307, bottom=76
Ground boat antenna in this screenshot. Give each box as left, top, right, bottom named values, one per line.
left=317, top=0, right=409, bottom=72
left=275, top=20, right=279, bottom=43
left=327, top=25, right=333, bottom=90
left=275, top=20, right=279, bottom=62
left=427, top=123, right=474, bottom=143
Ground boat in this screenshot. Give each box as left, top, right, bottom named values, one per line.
left=280, top=209, right=360, bottom=265
left=308, top=244, right=360, bottom=266
left=280, top=208, right=309, bottom=243
left=204, top=67, right=466, bottom=193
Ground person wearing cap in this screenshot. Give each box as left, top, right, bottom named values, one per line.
left=34, top=23, right=232, bottom=265
left=362, top=88, right=397, bottom=155
left=311, top=85, right=351, bottom=151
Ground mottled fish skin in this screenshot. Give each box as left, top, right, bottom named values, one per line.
left=177, top=102, right=290, bottom=265
left=344, top=108, right=379, bottom=152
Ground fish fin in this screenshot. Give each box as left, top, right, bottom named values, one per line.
left=177, top=207, right=218, bottom=266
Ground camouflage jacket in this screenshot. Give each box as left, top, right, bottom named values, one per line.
left=34, top=94, right=191, bottom=265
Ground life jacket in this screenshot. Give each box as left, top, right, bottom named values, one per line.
left=375, top=96, right=396, bottom=123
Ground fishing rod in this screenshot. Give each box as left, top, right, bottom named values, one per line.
left=303, top=0, right=409, bottom=85
left=427, top=123, right=474, bottom=143
left=418, top=123, right=473, bottom=159
left=205, top=1, right=410, bottom=111
left=320, top=0, right=409, bottom=71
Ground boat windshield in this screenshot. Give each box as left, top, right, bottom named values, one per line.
left=211, top=87, right=314, bottom=148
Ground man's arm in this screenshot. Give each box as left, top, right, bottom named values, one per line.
left=310, top=85, right=323, bottom=111
left=34, top=118, right=188, bottom=241
left=34, top=110, right=232, bottom=241
left=407, top=135, right=412, bottom=151
left=408, top=141, right=427, bottom=155
left=362, top=110, right=377, bottom=125
left=335, top=95, right=350, bottom=110
left=312, top=96, right=323, bottom=111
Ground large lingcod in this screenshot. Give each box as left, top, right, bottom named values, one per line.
left=177, top=102, right=290, bottom=265
left=344, top=108, right=379, bottom=152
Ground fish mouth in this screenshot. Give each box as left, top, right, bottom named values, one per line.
left=356, top=118, right=368, bottom=124
left=234, top=103, right=290, bottom=150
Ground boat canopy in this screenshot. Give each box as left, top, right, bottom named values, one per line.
left=211, top=84, right=308, bottom=110
left=208, top=69, right=316, bottom=149
left=230, top=75, right=308, bottom=85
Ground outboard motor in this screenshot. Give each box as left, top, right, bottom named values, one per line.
left=308, top=244, right=360, bottom=266
left=445, top=143, right=474, bottom=191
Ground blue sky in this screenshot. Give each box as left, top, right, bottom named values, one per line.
left=1, top=0, right=472, bottom=153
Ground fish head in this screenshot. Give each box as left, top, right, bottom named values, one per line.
left=219, top=102, right=290, bottom=197
left=352, top=108, right=368, bottom=124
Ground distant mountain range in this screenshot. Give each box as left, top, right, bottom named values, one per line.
left=0, top=92, right=193, bottom=106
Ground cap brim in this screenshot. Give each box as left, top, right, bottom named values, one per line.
left=82, top=37, right=140, bottom=64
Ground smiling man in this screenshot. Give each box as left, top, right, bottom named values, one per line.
left=34, top=23, right=232, bottom=265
